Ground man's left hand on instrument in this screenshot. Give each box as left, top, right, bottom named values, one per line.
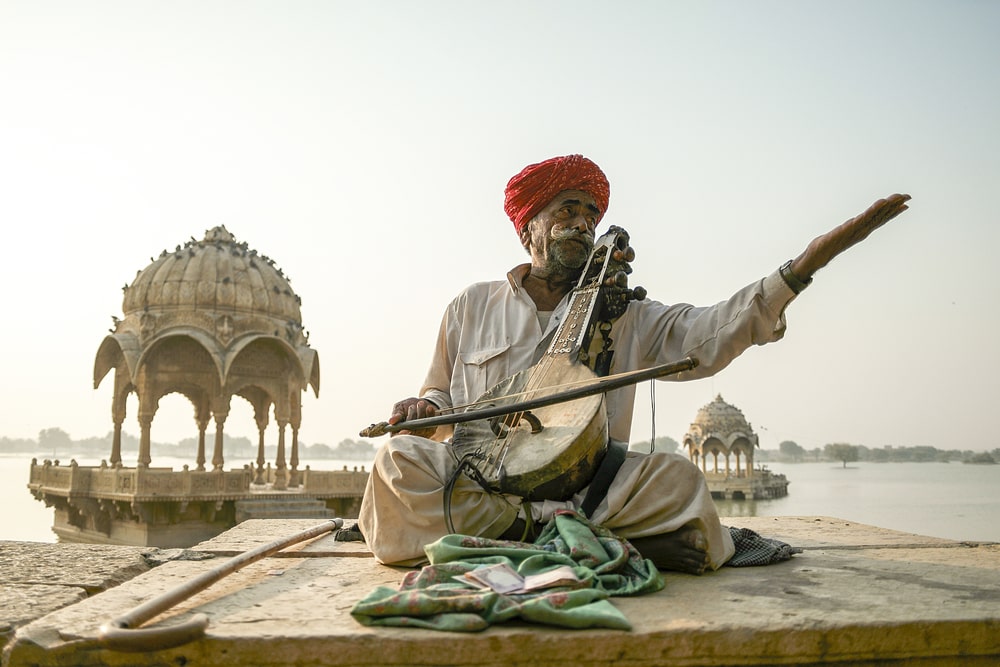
left=388, top=397, right=438, bottom=438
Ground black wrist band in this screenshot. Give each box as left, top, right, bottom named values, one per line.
left=780, top=260, right=812, bottom=294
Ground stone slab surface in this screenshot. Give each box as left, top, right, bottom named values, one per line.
left=5, top=519, right=1000, bottom=667
left=0, top=541, right=154, bottom=591
left=724, top=515, right=962, bottom=548
left=0, top=541, right=153, bottom=651
left=0, top=586, right=85, bottom=649
left=191, top=518, right=371, bottom=558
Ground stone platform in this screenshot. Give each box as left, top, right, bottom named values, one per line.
left=27, top=459, right=368, bottom=547
left=4, top=516, right=999, bottom=666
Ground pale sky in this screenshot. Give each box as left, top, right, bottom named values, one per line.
left=2, top=1, right=998, bottom=457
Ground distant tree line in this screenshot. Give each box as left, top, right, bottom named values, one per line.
left=761, top=440, right=998, bottom=465
left=0, top=428, right=377, bottom=462
left=628, top=436, right=998, bottom=466
left=6, top=429, right=997, bottom=467
left=629, top=436, right=680, bottom=454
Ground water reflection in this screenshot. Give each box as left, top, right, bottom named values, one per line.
left=713, top=498, right=763, bottom=518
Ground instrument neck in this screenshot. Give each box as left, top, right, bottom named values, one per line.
left=544, top=284, right=602, bottom=364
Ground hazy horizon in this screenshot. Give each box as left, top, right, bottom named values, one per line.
left=2, top=426, right=989, bottom=459
left=3, top=2, right=998, bottom=453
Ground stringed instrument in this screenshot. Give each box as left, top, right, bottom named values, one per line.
left=448, top=225, right=647, bottom=501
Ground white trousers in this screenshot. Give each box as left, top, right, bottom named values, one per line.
left=358, top=435, right=735, bottom=568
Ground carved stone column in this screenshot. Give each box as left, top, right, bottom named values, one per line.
left=212, top=412, right=228, bottom=471
left=110, top=388, right=126, bottom=466
left=110, top=371, right=131, bottom=467
left=196, top=418, right=208, bottom=472
left=111, top=421, right=124, bottom=467
left=253, top=406, right=269, bottom=485
left=289, top=425, right=300, bottom=488
left=289, top=395, right=301, bottom=487
left=273, top=420, right=288, bottom=490
left=137, top=412, right=153, bottom=468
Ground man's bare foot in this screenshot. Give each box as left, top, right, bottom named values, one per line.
left=629, top=526, right=710, bottom=574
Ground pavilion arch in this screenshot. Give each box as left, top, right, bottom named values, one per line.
left=297, top=347, right=320, bottom=397
left=729, top=435, right=755, bottom=478
left=105, top=333, right=220, bottom=469
left=683, top=434, right=701, bottom=464
left=93, top=333, right=142, bottom=389
left=135, top=330, right=226, bottom=386
left=224, top=334, right=307, bottom=389
left=702, top=436, right=729, bottom=474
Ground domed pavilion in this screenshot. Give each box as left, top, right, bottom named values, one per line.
left=684, top=394, right=758, bottom=478
left=683, top=395, right=787, bottom=499
left=93, top=225, right=319, bottom=490
left=28, top=230, right=369, bottom=546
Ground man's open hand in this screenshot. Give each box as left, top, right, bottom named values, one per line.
left=790, top=194, right=911, bottom=281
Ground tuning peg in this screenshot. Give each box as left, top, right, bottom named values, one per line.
left=605, top=271, right=630, bottom=289
left=612, top=246, right=636, bottom=263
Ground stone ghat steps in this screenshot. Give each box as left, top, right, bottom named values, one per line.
left=233, top=497, right=335, bottom=522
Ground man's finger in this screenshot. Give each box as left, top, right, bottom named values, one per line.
left=871, top=202, right=909, bottom=226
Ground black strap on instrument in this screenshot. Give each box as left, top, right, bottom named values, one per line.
left=443, top=455, right=498, bottom=534
left=579, top=439, right=628, bottom=518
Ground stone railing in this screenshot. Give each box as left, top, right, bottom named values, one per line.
left=300, top=466, right=369, bottom=496
left=28, top=459, right=253, bottom=501
left=29, top=459, right=370, bottom=501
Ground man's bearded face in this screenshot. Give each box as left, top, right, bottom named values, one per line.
left=523, top=189, right=599, bottom=276
left=546, top=226, right=594, bottom=272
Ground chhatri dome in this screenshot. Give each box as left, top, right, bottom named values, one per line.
left=121, top=225, right=306, bottom=332
left=690, top=394, right=755, bottom=440
left=94, top=226, right=319, bottom=489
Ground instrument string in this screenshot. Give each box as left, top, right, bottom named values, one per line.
left=483, top=349, right=555, bottom=476
left=481, top=285, right=595, bottom=478
left=437, top=365, right=599, bottom=415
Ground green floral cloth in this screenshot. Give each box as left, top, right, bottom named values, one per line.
left=351, top=510, right=663, bottom=631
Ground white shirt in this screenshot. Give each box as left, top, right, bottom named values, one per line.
left=420, top=263, right=796, bottom=443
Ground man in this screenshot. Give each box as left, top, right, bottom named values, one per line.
left=359, top=154, right=909, bottom=572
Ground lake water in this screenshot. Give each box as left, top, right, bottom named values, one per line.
left=714, top=460, right=1000, bottom=542
left=4, top=455, right=999, bottom=544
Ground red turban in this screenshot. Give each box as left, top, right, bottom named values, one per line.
left=503, top=154, right=610, bottom=233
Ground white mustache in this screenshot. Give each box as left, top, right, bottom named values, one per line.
left=551, top=228, right=594, bottom=251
